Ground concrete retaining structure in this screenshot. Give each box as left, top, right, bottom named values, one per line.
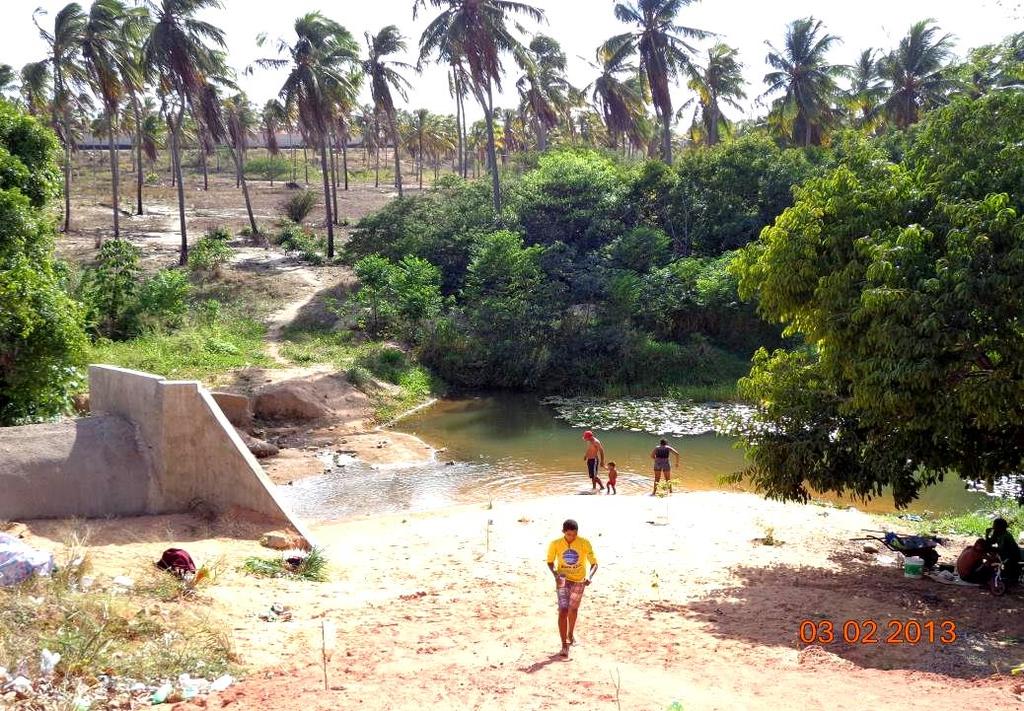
left=0, top=365, right=312, bottom=545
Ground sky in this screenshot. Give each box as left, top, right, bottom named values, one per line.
left=2, top=0, right=1021, bottom=123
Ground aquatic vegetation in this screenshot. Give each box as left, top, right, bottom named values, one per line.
left=540, top=396, right=753, bottom=437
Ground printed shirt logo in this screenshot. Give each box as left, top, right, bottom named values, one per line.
left=562, top=549, right=580, bottom=566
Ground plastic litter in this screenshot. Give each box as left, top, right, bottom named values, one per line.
left=0, top=532, right=55, bottom=587
left=111, top=575, right=134, bottom=590
left=210, top=674, right=233, bottom=692
left=10, top=676, right=33, bottom=696
left=39, top=649, right=60, bottom=677
left=151, top=682, right=173, bottom=704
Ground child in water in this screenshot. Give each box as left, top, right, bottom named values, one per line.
left=606, top=462, right=618, bottom=495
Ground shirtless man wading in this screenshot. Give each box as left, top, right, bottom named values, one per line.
left=582, top=430, right=605, bottom=491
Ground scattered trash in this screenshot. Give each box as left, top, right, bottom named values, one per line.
left=111, top=575, right=134, bottom=590
left=151, top=682, right=173, bottom=704
left=0, top=532, right=55, bottom=587
left=39, top=649, right=60, bottom=678
left=259, top=602, right=293, bottom=622
left=210, top=674, right=233, bottom=692
left=10, top=676, right=33, bottom=697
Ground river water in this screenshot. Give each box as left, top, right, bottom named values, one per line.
left=278, top=394, right=992, bottom=521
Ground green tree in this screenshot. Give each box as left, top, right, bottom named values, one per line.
left=81, top=0, right=148, bottom=240
left=603, top=0, right=712, bottom=163
left=143, top=0, right=227, bottom=265
left=762, top=17, right=846, bottom=147
left=364, top=26, right=414, bottom=198
left=258, top=12, right=360, bottom=257
left=586, top=46, right=647, bottom=150
left=222, top=92, right=260, bottom=235
left=0, top=102, right=87, bottom=423
left=880, top=20, right=957, bottom=128
left=517, top=35, right=573, bottom=151
left=19, top=62, right=52, bottom=119
left=845, top=49, right=886, bottom=131
left=731, top=93, right=1024, bottom=506
left=681, top=43, right=746, bottom=146
left=34, top=2, right=87, bottom=233
left=415, top=0, right=545, bottom=214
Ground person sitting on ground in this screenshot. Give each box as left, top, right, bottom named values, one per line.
left=956, top=538, right=997, bottom=584
left=985, top=517, right=1021, bottom=585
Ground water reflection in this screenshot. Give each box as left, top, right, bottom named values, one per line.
left=278, top=394, right=992, bottom=520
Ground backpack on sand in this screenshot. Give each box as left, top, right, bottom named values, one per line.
left=155, top=548, right=196, bottom=577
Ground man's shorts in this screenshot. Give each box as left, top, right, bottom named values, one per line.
left=557, top=580, right=586, bottom=611
left=653, top=459, right=671, bottom=472
left=587, top=458, right=599, bottom=479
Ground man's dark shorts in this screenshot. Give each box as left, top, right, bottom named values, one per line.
left=587, top=458, right=599, bottom=479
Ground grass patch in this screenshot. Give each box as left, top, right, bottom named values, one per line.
left=280, top=329, right=442, bottom=422
left=87, top=316, right=273, bottom=383
left=240, top=547, right=329, bottom=582
left=891, top=498, right=1024, bottom=537
left=0, top=532, right=233, bottom=688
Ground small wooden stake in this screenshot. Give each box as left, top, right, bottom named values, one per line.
left=321, top=619, right=336, bottom=691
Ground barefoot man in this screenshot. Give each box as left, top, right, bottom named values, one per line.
left=651, top=438, right=681, bottom=495
left=582, top=430, right=605, bottom=491
left=546, top=519, right=598, bottom=658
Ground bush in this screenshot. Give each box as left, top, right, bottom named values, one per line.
left=275, top=223, right=325, bottom=264
left=82, top=239, right=142, bottom=339
left=353, top=254, right=442, bottom=338
left=246, top=155, right=290, bottom=185
left=188, top=234, right=233, bottom=277
left=205, top=226, right=232, bottom=242
left=283, top=190, right=318, bottom=223
left=135, top=268, right=191, bottom=331
left=606, top=226, right=671, bottom=273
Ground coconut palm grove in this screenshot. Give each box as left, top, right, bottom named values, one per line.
left=0, top=0, right=1023, bottom=705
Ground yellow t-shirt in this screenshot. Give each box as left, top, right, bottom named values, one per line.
left=546, top=536, right=597, bottom=583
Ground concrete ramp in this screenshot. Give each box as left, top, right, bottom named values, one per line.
left=0, top=416, right=151, bottom=519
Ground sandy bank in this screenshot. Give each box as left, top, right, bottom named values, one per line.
left=17, top=490, right=1023, bottom=710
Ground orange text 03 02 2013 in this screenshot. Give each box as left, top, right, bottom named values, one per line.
left=797, top=619, right=957, bottom=645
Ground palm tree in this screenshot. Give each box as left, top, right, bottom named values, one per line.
left=364, top=26, right=414, bottom=198
left=143, top=0, right=227, bottom=265
left=81, top=0, right=148, bottom=240
left=34, top=3, right=88, bottom=233
left=257, top=12, right=360, bottom=258
left=586, top=46, right=647, bottom=150
left=261, top=98, right=286, bottom=185
left=603, top=0, right=712, bottom=163
left=681, top=43, right=745, bottom=146
left=0, top=65, right=17, bottom=101
left=880, top=20, right=957, bottom=128
left=761, top=17, right=846, bottom=147
left=20, top=62, right=52, bottom=118
left=222, top=92, right=260, bottom=235
left=415, top=0, right=545, bottom=214
left=516, top=35, right=572, bottom=151
left=846, top=49, right=886, bottom=131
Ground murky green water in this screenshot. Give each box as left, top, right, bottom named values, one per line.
left=279, top=394, right=991, bottom=520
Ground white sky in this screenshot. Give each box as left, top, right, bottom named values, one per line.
left=2, top=0, right=1020, bottom=122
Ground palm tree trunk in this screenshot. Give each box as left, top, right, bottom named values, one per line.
left=661, top=107, right=673, bottom=164
left=133, top=98, right=144, bottom=215
left=106, top=116, right=120, bottom=242
left=329, top=135, right=339, bottom=225
left=171, top=111, right=188, bottom=266
left=390, top=113, right=403, bottom=198
left=302, top=145, right=309, bottom=184
left=203, top=145, right=210, bottom=190
left=291, top=140, right=297, bottom=181
left=63, top=135, right=72, bottom=233
left=341, top=129, right=349, bottom=191
left=319, top=136, right=335, bottom=259
left=455, top=85, right=463, bottom=177
left=228, top=144, right=259, bottom=236
left=418, top=131, right=424, bottom=190
left=483, top=79, right=501, bottom=214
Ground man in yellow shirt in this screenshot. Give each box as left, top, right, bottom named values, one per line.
left=546, top=519, right=598, bottom=658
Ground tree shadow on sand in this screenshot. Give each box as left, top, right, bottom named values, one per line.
left=678, top=549, right=1024, bottom=678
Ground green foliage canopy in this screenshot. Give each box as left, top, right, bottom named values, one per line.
left=732, top=93, right=1024, bottom=507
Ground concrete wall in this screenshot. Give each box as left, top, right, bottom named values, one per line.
left=88, top=365, right=313, bottom=544
left=0, top=416, right=151, bottom=519
left=0, top=365, right=312, bottom=545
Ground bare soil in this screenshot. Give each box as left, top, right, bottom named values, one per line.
left=19, top=493, right=1024, bottom=711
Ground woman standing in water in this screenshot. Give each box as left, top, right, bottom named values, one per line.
left=650, top=439, right=680, bottom=495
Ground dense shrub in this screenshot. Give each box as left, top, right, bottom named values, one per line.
left=82, top=239, right=142, bottom=339
left=246, top=155, right=290, bottom=185
left=283, top=190, right=318, bottom=223
left=188, top=233, right=233, bottom=277
left=352, top=254, right=442, bottom=338
left=135, top=269, right=191, bottom=331
left=275, top=222, right=326, bottom=264
left=0, top=103, right=86, bottom=423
